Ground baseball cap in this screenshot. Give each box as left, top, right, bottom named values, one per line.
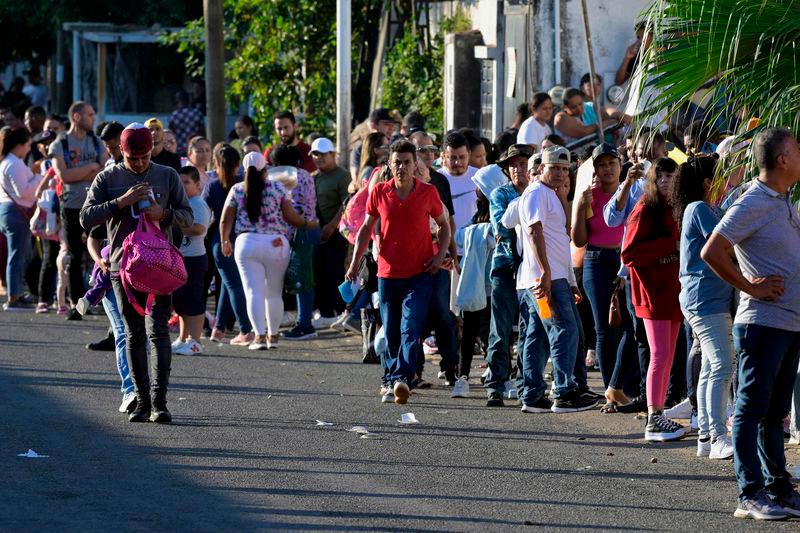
left=310, top=137, right=335, bottom=154
left=591, top=143, right=621, bottom=164
left=369, top=107, right=393, bottom=123
left=32, top=129, right=56, bottom=146
left=527, top=152, right=543, bottom=172
left=541, top=145, right=571, bottom=165
left=497, top=144, right=534, bottom=167
left=243, top=151, right=267, bottom=171
left=144, top=117, right=164, bottom=130
left=120, top=123, right=153, bottom=155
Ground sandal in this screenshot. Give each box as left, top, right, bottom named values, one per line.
left=600, top=402, right=618, bottom=414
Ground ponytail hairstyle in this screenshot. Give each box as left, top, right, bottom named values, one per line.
left=244, top=165, right=265, bottom=224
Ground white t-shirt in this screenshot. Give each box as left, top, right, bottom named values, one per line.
left=439, top=165, right=479, bottom=253
left=517, top=181, right=575, bottom=290
left=516, top=117, right=552, bottom=150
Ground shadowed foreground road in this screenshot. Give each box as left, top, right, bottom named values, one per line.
left=1, top=310, right=798, bottom=531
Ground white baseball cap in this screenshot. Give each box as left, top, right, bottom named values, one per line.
left=243, top=151, right=267, bottom=171
left=310, top=137, right=335, bottom=154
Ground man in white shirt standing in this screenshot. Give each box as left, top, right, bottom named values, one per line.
left=517, top=146, right=599, bottom=413
left=438, top=131, right=478, bottom=253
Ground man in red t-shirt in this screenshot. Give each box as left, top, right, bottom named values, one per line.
left=346, top=140, right=451, bottom=405
left=263, top=110, right=316, bottom=173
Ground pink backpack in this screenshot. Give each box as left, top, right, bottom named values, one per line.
left=119, top=216, right=187, bottom=316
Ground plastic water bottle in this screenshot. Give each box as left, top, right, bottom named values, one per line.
left=534, top=278, right=552, bottom=319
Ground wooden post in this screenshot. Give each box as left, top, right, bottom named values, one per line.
left=579, top=0, right=605, bottom=145
left=204, top=0, right=226, bottom=145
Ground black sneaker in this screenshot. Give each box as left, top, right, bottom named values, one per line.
left=2, top=300, right=31, bottom=312
left=150, top=400, right=172, bottom=424
left=282, top=324, right=318, bottom=341
left=444, top=369, right=456, bottom=388
left=128, top=397, right=152, bottom=423
left=486, top=392, right=504, bottom=407
left=577, top=388, right=604, bottom=401
left=521, top=395, right=553, bottom=413
left=551, top=389, right=600, bottom=413
left=66, top=308, right=83, bottom=321
left=86, top=334, right=116, bottom=352
left=644, top=412, right=686, bottom=442
left=616, top=394, right=647, bottom=413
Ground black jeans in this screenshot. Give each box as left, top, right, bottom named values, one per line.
left=112, top=278, right=172, bottom=399
left=460, top=299, right=491, bottom=378
left=313, top=231, right=348, bottom=318
left=38, top=239, right=60, bottom=304
left=62, top=207, right=88, bottom=304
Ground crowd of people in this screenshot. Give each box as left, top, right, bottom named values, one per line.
left=2, top=46, right=800, bottom=519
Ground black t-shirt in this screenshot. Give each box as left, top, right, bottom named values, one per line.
left=429, top=170, right=455, bottom=219
left=151, top=149, right=182, bottom=172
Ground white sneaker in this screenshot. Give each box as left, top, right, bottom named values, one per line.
left=709, top=435, right=734, bottom=459
left=171, top=338, right=186, bottom=350
left=504, top=380, right=518, bottom=400
left=329, top=312, right=349, bottom=330
left=249, top=341, right=268, bottom=351
left=451, top=376, right=470, bottom=398
left=313, top=315, right=339, bottom=329
left=174, top=339, right=203, bottom=356
left=280, top=311, right=297, bottom=327
left=118, top=391, right=137, bottom=413
left=697, top=437, right=711, bottom=457
left=437, top=370, right=447, bottom=380
left=423, top=336, right=438, bottom=355
left=664, top=398, right=692, bottom=419
left=690, top=413, right=699, bottom=430
left=381, top=391, right=394, bottom=403
left=585, top=349, right=597, bottom=368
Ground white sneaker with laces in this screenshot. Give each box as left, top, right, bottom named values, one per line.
left=313, top=315, right=339, bottom=329
left=709, top=435, right=734, bottom=459
left=171, top=338, right=186, bottom=350
left=697, top=437, right=711, bottom=457
left=504, top=380, right=518, bottom=400
left=451, top=376, right=470, bottom=398
left=118, top=391, right=137, bottom=413
left=664, top=398, right=692, bottom=419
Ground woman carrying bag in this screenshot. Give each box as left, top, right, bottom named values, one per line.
left=0, top=127, right=42, bottom=311
left=220, top=151, right=316, bottom=351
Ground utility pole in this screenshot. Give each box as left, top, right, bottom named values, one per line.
left=204, top=0, right=226, bottom=145
left=336, top=0, right=352, bottom=167
left=579, top=0, right=604, bottom=145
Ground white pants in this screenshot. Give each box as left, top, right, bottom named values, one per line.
left=234, top=233, right=290, bottom=336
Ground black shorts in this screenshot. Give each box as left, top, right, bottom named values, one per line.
left=173, top=254, right=208, bottom=316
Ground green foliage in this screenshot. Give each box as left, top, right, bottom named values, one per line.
left=380, top=9, right=472, bottom=136
left=635, top=0, right=800, bottom=190
left=0, top=1, right=201, bottom=67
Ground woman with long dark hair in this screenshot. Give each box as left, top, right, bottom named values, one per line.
left=0, top=127, right=41, bottom=311
left=673, top=155, right=735, bottom=459
left=622, top=157, right=685, bottom=442
left=219, top=151, right=314, bottom=350
left=356, top=132, right=389, bottom=192
left=517, top=92, right=554, bottom=151
left=203, top=144, right=253, bottom=344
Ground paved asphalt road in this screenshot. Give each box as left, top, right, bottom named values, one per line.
left=1, top=309, right=798, bottom=531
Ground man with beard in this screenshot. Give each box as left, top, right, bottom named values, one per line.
left=264, top=110, right=315, bottom=173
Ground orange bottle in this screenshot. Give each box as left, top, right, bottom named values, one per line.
left=534, top=278, right=552, bottom=319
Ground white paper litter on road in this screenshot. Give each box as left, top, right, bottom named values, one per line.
left=398, top=413, right=419, bottom=424
left=315, top=420, right=334, bottom=426
left=360, top=432, right=380, bottom=439
left=178, top=397, right=187, bottom=401
left=17, top=449, right=48, bottom=458
left=347, top=426, right=369, bottom=434
left=435, top=410, right=449, bottom=414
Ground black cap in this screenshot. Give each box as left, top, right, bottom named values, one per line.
left=32, top=129, right=56, bottom=145
left=591, top=143, right=621, bottom=164
left=497, top=144, right=534, bottom=167
left=369, top=107, right=393, bottom=123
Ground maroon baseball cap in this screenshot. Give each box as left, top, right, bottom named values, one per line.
left=120, top=123, right=153, bottom=155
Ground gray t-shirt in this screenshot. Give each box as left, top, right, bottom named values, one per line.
left=48, top=132, right=104, bottom=209
left=715, top=180, right=800, bottom=331
left=180, top=195, right=211, bottom=257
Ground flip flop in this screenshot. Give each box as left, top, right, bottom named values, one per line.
left=600, top=402, right=618, bottom=414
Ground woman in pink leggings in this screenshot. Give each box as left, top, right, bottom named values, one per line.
left=621, top=157, right=686, bottom=442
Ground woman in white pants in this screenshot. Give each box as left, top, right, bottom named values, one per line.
left=220, top=152, right=315, bottom=350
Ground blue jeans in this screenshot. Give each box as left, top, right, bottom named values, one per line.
left=378, top=273, right=434, bottom=385
left=732, top=323, right=800, bottom=499
left=295, top=227, right=320, bottom=328
left=484, top=267, right=518, bottom=394
left=583, top=247, right=634, bottom=390
left=685, top=311, right=734, bottom=439
left=420, top=268, right=458, bottom=374
left=535, top=278, right=580, bottom=399
left=0, top=202, right=32, bottom=298
left=212, top=240, right=252, bottom=334
left=517, top=289, right=549, bottom=404
left=102, top=290, right=135, bottom=395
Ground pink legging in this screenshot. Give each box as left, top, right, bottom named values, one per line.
left=643, top=319, right=682, bottom=408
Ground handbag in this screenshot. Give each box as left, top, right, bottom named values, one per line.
left=360, top=307, right=381, bottom=364
left=608, top=277, right=625, bottom=327
left=284, top=228, right=315, bottom=294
